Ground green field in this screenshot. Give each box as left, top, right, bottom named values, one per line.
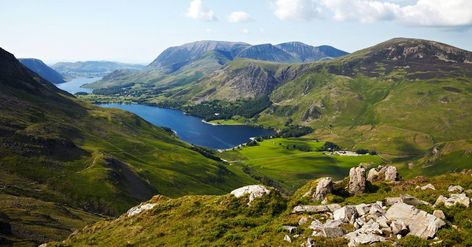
left=220, top=138, right=383, bottom=193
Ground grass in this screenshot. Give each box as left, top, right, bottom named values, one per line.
left=48, top=170, right=472, bottom=247
left=220, top=138, right=383, bottom=193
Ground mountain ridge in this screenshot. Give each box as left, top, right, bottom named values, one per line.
left=19, top=58, right=65, bottom=84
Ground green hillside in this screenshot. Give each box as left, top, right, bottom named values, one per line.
left=48, top=170, right=472, bottom=247
left=0, top=47, right=255, bottom=246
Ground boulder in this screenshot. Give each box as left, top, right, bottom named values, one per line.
left=435, top=193, right=470, bottom=208
left=355, top=203, right=371, bottom=216
left=367, top=165, right=399, bottom=182
left=292, top=204, right=340, bottom=214
left=433, top=210, right=446, bottom=220
left=385, top=202, right=445, bottom=239
left=349, top=166, right=366, bottom=194
left=384, top=166, right=399, bottom=181
left=420, top=184, right=436, bottom=190
left=385, top=195, right=429, bottom=206
left=230, top=185, right=271, bottom=204
left=314, top=177, right=333, bottom=201
left=127, top=202, right=158, bottom=217
left=448, top=185, right=464, bottom=193
left=311, top=219, right=344, bottom=238
left=334, top=206, right=358, bottom=224
left=346, top=233, right=385, bottom=247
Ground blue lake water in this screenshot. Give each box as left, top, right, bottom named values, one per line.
left=99, top=103, right=275, bottom=149
left=57, top=77, right=101, bottom=94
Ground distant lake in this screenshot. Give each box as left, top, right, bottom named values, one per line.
left=99, top=103, right=275, bottom=149
left=57, top=77, right=101, bottom=94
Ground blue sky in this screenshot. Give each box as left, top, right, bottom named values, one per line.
left=1, top=0, right=471, bottom=64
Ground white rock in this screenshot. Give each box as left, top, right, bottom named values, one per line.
left=282, top=225, right=297, bottom=234
left=349, top=166, right=366, bottom=194
left=334, top=206, right=358, bottom=224
left=127, top=202, right=157, bottom=217
left=385, top=202, right=445, bottom=239
left=421, top=184, right=436, bottom=190
left=314, top=177, right=334, bottom=201
left=298, top=216, right=308, bottom=225
left=433, top=210, right=446, bottom=220
left=345, top=232, right=385, bottom=247
left=435, top=193, right=470, bottom=208
left=292, top=204, right=340, bottom=214
left=384, top=166, right=399, bottom=181
left=283, top=234, right=291, bottom=243
left=355, top=203, right=371, bottom=216
left=448, top=185, right=464, bottom=193
left=230, top=185, right=271, bottom=204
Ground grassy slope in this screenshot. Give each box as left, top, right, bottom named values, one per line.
left=0, top=48, right=255, bottom=245
left=220, top=138, right=382, bottom=193
left=50, top=171, right=472, bottom=247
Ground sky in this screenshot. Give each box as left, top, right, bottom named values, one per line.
left=1, top=0, right=471, bottom=65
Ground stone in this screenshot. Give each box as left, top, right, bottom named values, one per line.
left=292, top=204, right=340, bottom=214
left=435, top=193, right=470, bottom=208
left=355, top=203, right=371, bottom=216
left=298, top=216, right=308, bottom=225
left=282, top=225, right=297, bottom=234
left=306, top=238, right=314, bottom=247
left=334, top=206, right=358, bottom=224
left=390, top=220, right=409, bottom=236
left=311, top=219, right=344, bottom=238
left=384, top=166, right=399, bottom=181
left=314, top=177, right=333, bottom=201
left=127, top=202, right=157, bottom=217
left=448, top=185, right=464, bottom=193
left=345, top=232, right=385, bottom=247
left=283, top=234, right=291, bottom=243
left=420, top=184, right=436, bottom=190
left=400, top=194, right=430, bottom=206
left=308, top=219, right=323, bottom=230
left=433, top=210, right=446, bottom=220
left=369, top=203, right=386, bottom=216
left=367, top=165, right=399, bottom=182
left=230, top=185, right=271, bottom=204
left=385, top=202, right=445, bottom=239
left=349, top=166, right=366, bottom=194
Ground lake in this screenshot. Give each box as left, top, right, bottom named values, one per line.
left=56, top=79, right=275, bottom=149
left=99, top=104, right=275, bottom=149
left=57, top=77, right=101, bottom=94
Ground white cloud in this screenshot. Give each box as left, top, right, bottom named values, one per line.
left=321, top=0, right=400, bottom=23
left=273, top=0, right=322, bottom=21
left=228, top=11, right=253, bottom=23
left=186, top=0, right=217, bottom=21
left=272, top=0, right=472, bottom=27
left=241, top=28, right=250, bottom=34
left=399, top=0, right=472, bottom=27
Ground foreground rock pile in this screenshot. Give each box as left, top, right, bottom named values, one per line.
left=282, top=165, right=470, bottom=246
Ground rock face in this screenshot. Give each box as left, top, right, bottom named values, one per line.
left=127, top=202, right=158, bottom=217
left=435, top=193, right=470, bottom=208
left=367, top=165, right=399, bottom=182
left=230, top=185, right=271, bottom=204
left=333, top=206, right=358, bottom=224
left=314, top=177, right=333, bottom=201
left=349, top=166, right=366, bottom=194
left=385, top=203, right=445, bottom=239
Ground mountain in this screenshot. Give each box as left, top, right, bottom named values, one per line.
left=92, top=38, right=472, bottom=172
left=19, top=58, right=65, bottom=84
left=148, top=40, right=250, bottom=72
left=51, top=61, right=145, bottom=79
left=0, top=47, right=254, bottom=245
left=276, top=42, right=349, bottom=62
left=86, top=41, right=347, bottom=91
left=236, top=44, right=295, bottom=62
left=48, top=169, right=472, bottom=247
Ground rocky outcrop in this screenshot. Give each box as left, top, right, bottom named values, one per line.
left=334, top=206, right=358, bottom=224
left=230, top=185, right=271, bottom=204
left=313, top=177, right=333, bottom=202
left=292, top=204, right=341, bottom=214
left=127, top=202, right=158, bottom=217
left=435, top=193, right=470, bottom=208
left=448, top=185, right=464, bottom=193
left=349, top=166, right=366, bottom=194
left=367, top=165, right=399, bottom=182
left=385, top=194, right=430, bottom=207
left=385, top=202, right=445, bottom=239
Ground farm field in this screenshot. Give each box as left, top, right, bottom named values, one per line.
left=220, top=138, right=384, bottom=193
